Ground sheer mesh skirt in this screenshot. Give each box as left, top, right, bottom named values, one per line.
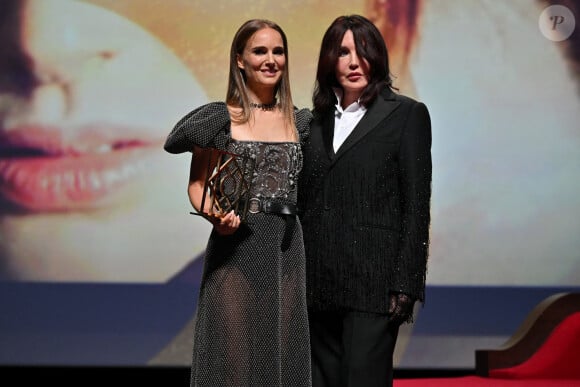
left=190, top=213, right=311, bottom=387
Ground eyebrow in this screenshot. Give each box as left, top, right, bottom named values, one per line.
left=251, top=45, right=284, bottom=49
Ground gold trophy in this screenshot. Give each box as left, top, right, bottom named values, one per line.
left=190, top=148, right=254, bottom=221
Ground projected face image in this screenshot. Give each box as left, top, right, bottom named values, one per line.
left=0, top=0, right=363, bottom=283
left=0, top=0, right=578, bottom=288
left=0, top=0, right=209, bottom=281
left=414, top=1, right=580, bottom=285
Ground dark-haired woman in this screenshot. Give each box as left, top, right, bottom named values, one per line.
left=299, top=14, right=432, bottom=387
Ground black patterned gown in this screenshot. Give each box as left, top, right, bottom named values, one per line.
left=164, top=102, right=312, bottom=387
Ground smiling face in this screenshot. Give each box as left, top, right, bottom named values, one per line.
left=236, top=27, right=285, bottom=97
left=335, top=29, right=370, bottom=106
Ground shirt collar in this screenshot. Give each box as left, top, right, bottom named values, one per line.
left=333, top=88, right=366, bottom=114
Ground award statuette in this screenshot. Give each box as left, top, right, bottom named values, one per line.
left=190, top=148, right=254, bottom=221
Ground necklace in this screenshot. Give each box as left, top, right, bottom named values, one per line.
left=249, top=100, right=278, bottom=111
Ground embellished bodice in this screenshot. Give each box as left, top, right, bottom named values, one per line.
left=163, top=101, right=312, bottom=213
left=227, top=140, right=302, bottom=204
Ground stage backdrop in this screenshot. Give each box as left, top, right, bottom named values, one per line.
left=1, top=0, right=579, bottom=369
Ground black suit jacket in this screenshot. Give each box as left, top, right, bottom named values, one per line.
left=299, top=87, right=432, bottom=314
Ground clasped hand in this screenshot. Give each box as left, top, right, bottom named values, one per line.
left=207, top=210, right=241, bottom=235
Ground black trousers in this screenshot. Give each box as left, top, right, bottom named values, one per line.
left=309, top=310, right=400, bottom=387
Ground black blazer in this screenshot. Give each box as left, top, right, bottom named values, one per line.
left=299, top=87, right=432, bottom=314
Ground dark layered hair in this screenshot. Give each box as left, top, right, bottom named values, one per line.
left=313, top=15, right=394, bottom=115
left=226, top=19, right=294, bottom=126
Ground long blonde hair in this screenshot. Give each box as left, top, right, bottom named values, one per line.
left=226, top=19, right=295, bottom=127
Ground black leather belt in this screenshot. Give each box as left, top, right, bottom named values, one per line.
left=244, top=198, right=297, bottom=216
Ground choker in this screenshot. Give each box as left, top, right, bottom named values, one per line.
left=249, top=100, right=278, bottom=111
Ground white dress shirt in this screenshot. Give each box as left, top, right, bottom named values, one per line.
left=333, top=92, right=367, bottom=152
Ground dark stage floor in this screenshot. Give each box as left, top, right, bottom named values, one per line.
left=2, top=366, right=475, bottom=386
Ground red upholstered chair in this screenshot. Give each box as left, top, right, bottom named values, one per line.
left=476, top=292, right=580, bottom=380
left=395, top=293, right=580, bottom=387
